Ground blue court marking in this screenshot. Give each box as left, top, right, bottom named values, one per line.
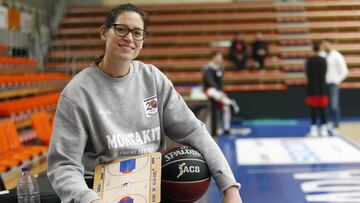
left=208, top=119, right=360, bottom=203
left=119, top=159, right=136, bottom=173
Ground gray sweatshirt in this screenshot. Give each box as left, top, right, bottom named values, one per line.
left=47, top=61, right=239, bottom=203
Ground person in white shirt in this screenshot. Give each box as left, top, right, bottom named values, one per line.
left=320, top=39, right=349, bottom=134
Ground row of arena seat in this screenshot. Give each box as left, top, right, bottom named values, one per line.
left=65, top=1, right=275, bottom=16
left=0, top=56, right=37, bottom=67
left=64, top=1, right=360, bottom=16
left=0, top=93, right=59, bottom=120
left=61, top=10, right=360, bottom=26
left=0, top=56, right=38, bottom=74
left=0, top=73, right=70, bottom=100
left=176, top=84, right=288, bottom=95
left=56, top=20, right=360, bottom=37
left=57, top=22, right=278, bottom=36
left=51, top=32, right=360, bottom=49
left=48, top=43, right=360, bottom=61
left=169, top=69, right=360, bottom=87
left=48, top=45, right=280, bottom=60
left=167, top=70, right=284, bottom=85
left=45, top=55, right=360, bottom=73
left=45, top=58, right=282, bottom=72
left=0, top=73, right=70, bottom=85
left=284, top=56, right=360, bottom=72
left=61, top=12, right=278, bottom=27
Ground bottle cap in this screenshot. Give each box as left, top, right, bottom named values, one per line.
left=21, top=167, right=30, bottom=172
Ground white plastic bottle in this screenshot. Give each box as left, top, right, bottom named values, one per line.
left=16, top=167, right=40, bottom=203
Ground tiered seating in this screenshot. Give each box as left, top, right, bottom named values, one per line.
left=0, top=73, right=70, bottom=99
left=0, top=1, right=63, bottom=188
left=47, top=1, right=284, bottom=92
left=278, top=0, right=360, bottom=88
left=304, top=0, right=360, bottom=10
left=0, top=56, right=38, bottom=74
left=0, top=57, right=67, bottom=147
left=47, top=1, right=360, bottom=92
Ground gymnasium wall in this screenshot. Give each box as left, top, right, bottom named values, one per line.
left=230, top=88, right=360, bottom=119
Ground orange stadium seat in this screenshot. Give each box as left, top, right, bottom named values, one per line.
left=0, top=56, right=37, bottom=67
left=30, top=111, right=53, bottom=146
left=0, top=93, right=60, bottom=116
left=0, top=122, right=33, bottom=161
left=0, top=130, right=23, bottom=170
left=0, top=73, right=70, bottom=85
left=0, top=120, right=47, bottom=156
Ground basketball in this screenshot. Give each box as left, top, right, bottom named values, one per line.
left=161, top=145, right=211, bottom=203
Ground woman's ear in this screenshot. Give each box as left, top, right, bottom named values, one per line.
left=100, top=25, right=108, bottom=41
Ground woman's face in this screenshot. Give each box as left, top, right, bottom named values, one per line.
left=101, top=11, right=145, bottom=61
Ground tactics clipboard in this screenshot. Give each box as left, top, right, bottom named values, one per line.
left=93, top=152, right=161, bottom=203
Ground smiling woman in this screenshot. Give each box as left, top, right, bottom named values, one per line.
left=46, top=3, right=242, bottom=203
left=95, top=4, right=149, bottom=77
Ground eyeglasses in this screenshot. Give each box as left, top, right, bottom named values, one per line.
left=110, top=24, right=147, bottom=41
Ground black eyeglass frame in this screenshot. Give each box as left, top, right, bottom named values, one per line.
left=109, top=24, right=148, bottom=41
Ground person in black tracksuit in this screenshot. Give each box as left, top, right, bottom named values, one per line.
left=252, top=32, right=268, bottom=70
left=305, top=42, right=329, bottom=137
left=203, top=51, right=239, bottom=135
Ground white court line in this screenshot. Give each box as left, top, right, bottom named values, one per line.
left=246, top=166, right=360, bottom=175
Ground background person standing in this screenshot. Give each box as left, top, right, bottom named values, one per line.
left=305, top=42, right=328, bottom=137
left=321, top=39, right=349, bottom=135
left=203, top=51, right=239, bottom=135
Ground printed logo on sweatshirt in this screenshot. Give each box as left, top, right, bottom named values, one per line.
left=106, top=126, right=160, bottom=152
left=143, top=95, right=158, bottom=117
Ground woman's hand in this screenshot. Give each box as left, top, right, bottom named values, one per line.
left=223, top=186, right=243, bottom=203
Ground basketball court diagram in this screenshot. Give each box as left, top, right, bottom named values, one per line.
left=93, top=153, right=161, bottom=203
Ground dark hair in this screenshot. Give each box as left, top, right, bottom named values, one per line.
left=312, top=42, right=320, bottom=52
left=95, top=3, right=149, bottom=64
left=104, top=3, right=149, bottom=30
